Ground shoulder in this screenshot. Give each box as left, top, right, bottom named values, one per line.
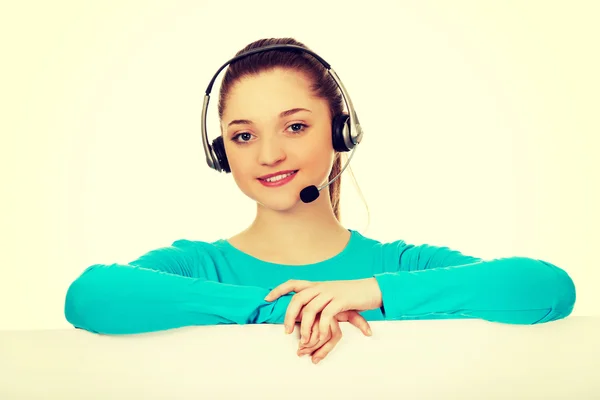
left=350, top=231, right=481, bottom=271
left=140, top=237, right=235, bottom=279
left=168, top=237, right=233, bottom=260
left=126, top=238, right=224, bottom=273
left=350, top=229, right=410, bottom=253
left=170, top=237, right=222, bottom=250
left=349, top=229, right=411, bottom=264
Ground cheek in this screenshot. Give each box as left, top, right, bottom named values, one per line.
left=313, top=132, right=336, bottom=165
left=228, top=155, right=252, bottom=181
left=301, top=145, right=336, bottom=182
left=222, top=147, right=251, bottom=182
left=228, top=159, right=257, bottom=198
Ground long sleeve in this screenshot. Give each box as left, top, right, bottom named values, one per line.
left=373, top=243, right=576, bottom=325
left=64, top=240, right=293, bottom=335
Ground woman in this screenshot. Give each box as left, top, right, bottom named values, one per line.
left=64, top=37, right=576, bottom=365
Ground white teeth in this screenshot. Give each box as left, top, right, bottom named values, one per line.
left=264, top=171, right=295, bottom=182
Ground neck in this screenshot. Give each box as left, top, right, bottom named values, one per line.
left=240, top=192, right=349, bottom=251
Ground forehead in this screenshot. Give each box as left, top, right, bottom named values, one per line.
left=222, top=68, right=323, bottom=119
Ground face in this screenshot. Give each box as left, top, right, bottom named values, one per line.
left=220, top=67, right=335, bottom=212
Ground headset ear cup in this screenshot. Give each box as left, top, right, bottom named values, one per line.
left=331, top=113, right=352, bottom=152
left=211, top=136, right=231, bottom=173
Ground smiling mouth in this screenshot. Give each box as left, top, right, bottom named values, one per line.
left=257, top=170, right=299, bottom=186
left=258, top=170, right=299, bottom=182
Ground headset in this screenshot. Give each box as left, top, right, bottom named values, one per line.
left=200, top=44, right=364, bottom=203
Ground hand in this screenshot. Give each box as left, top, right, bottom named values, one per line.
left=265, top=278, right=382, bottom=345
left=296, top=310, right=371, bottom=364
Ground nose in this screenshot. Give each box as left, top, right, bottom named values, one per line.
left=257, top=136, right=286, bottom=166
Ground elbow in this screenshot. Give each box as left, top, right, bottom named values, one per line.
left=64, top=265, right=104, bottom=333
left=550, top=261, right=577, bottom=321
left=534, top=260, right=577, bottom=324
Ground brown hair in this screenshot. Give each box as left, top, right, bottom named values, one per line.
left=216, top=38, right=345, bottom=221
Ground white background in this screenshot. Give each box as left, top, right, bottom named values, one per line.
left=1, top=0, right=598, bottom=330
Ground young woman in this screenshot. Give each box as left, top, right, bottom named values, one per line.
left=64, top=37, right=576, bottom=364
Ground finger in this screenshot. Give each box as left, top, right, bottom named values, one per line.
left=298, top=323, right=321, bottom=355
left=283, top=288, right=319, bottom=334
left=265, top=280, right=312, bottom=302
left=311, top=320, right=342, bottom=364
left=318, top=302, right=344, bottom=340
left=265, top=279, right=310, bottom=301
left=299, top=322, right=332, bottom=356
left=335, top=310, right=350, bottom=322
left=299, top=315, right=320, bottom=350
left=347, top=311, right=372, bottom=336
left=300, top=296, right=332, bottom=344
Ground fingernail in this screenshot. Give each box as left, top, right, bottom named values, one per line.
left=301, top=336, right=307, bottom=344
left=367, top=328, right=372, bottom=336
left=313, top=358, right=321, bottom=364
left=284, top=325, right=290, bottom=334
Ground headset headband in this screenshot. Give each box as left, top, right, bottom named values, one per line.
left=200, top=44, right=363, bottom=172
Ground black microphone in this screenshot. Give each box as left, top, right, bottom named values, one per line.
left=300, top=185, right=320, bottom=203
left=299, top=145, right=358, bottom=204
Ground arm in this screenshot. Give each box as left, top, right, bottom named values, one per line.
left=64, top=240, right=293, bottom=335
left=373, top=242, right=576, bottom=324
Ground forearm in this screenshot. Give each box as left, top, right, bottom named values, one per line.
left=64, top=263, right=293, bottom=334
left=373, top=257, right=576, bottom=324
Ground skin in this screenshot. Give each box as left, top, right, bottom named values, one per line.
left=220, top=67, right=349, bottom=254
left=219, top=67, right=373, bottom=363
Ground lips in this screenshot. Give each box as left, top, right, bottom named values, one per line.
left=257, top=170, right=299, bottom=187
left=257, top=170, right=298, bottom=180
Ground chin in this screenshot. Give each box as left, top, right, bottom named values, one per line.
left=249, top=179, right=305, bottom=211
left=256, top=200, right=299, bottom=212
left=256, top=190, right=302, bottom=211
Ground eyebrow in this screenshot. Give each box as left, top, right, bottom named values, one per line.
left=227, top=108, right=312, bottom=128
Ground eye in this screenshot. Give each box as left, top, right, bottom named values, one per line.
left=231, top=132, right=253, bottom=144
left=287, top=123, right=308, bottom=133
